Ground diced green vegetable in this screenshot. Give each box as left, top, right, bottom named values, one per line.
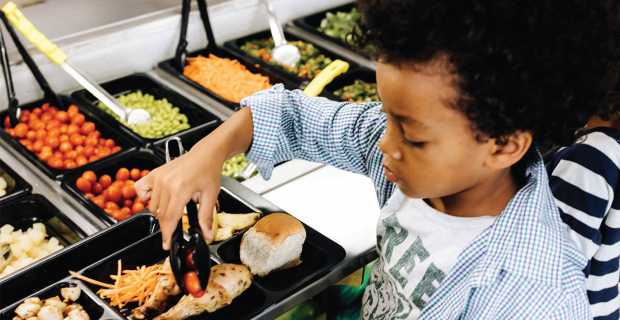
left=333, top=79, right=380, bottom=103
left=97, top=91, right=190, bottom=139
left=221, top=154, right=258, bottom=182
left=317, top=8, right=361, bottom=44
left=240, top=38, right=333, bottom=79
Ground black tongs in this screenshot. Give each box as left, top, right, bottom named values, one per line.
left=165, top=137, right=212, bottom=296
left=173, top=0, right=219, bottom=71
left=0, top=11, right=64, bottom=127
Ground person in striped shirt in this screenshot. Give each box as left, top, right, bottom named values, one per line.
left=136, top=0, right=620, bottom=318
left=547, top=94, right=620, bottom=319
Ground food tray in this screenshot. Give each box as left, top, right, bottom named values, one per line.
left=292, top=2, right=359, bottom=51
left=0, top=158, right=32, bottom=204
left=0, top=213, right=160, bottom=310
left=69, top=177, right=345, bottom=320
left=0, top=96, right=138, bottom=180
left=70, top=73, right=221, bottom=148
left=61, top=151, right=165, bottom=226
left=224, top=30, right=360, bottom=85
left=158, top=46, right=300, bottom=111
left=322, top=68, right=377, bottom=102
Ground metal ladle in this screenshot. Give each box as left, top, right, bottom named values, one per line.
left=264, top=0, right=300, bottom=67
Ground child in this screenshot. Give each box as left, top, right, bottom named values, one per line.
left=547, top=92, right=620, bottom=319
left=135, top=0, right=619, bottom=318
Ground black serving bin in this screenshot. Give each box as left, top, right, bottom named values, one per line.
left=158, top=46, right=300, bottom=111
left=224, top=30, right=360, bottom=85
left=0, top=96, right=138, bottom=180
left=322, top=68, right=378, bottom=102
left=292, top=2, right=359, bottom=51
left=61, top=151, right=165, bottom=226
left=0, top=158, right=31, bottom=205
left=71, top=73, right=221, bottom=148
left=0, top=213, right=160, bottom=309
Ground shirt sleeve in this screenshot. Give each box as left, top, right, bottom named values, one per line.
left=546, top=131, right=620, bottom=261
left=241, top=84, right=395, bottom=207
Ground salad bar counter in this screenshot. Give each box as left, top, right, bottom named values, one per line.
left=0, top=1, right=380, bottom=319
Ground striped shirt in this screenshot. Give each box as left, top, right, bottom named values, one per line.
left=547, top=127, right=620, bottom=320
left=242, top=85, right=590, bottom=319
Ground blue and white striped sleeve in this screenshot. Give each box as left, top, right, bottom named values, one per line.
left=241, top=84, right=394, bottom=206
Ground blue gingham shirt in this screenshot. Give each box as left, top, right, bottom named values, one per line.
left=242, top=85, right=590, bottom=319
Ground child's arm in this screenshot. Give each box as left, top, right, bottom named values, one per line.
left=547, top=133, right=619, bottom=261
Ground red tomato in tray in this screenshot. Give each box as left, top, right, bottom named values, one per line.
left=184, top=271, right=205, bottom=298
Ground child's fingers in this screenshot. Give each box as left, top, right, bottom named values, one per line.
left=160, top=194, right=188, bottom=251
left=134, top=173, right=153, bottom=202
left=198, top=193, right=217, bottom=242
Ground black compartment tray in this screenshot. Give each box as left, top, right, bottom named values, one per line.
left=0, top=209, right=160, bottom=307
left=0, top=96, right=138, bottom=180
left=158, top=46, right=300, bottom=111
left=322, top=68, right=378, bottom=102
left=70, top=73, right=221, bottom=148
left=0, top=280, right=122, bottom=320
left=224, top=30, right=360, bottom=85
left=61, top=151, right=166, bottom=226
left=292, top=2, right=360, bottom=52
left=0, top=158, right=31, bottom=204
left=44, top=178, right=344, bottom=320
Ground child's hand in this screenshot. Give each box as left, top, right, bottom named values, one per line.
left=135, top=108, right=255, bottom=250
left=135, top=152, right=223, bottom=250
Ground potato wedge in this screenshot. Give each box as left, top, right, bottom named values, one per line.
left=217, top=213, right=260, bottom=231
left=214, top=227, right=234, bottom=242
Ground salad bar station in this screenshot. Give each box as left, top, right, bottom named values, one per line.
left=0, top=0, right=381, bottom=319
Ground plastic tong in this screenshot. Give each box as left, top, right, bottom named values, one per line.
left=0, top=11, right=64, bottom=128
left=165, top=137, right=212, bottom=297
left=174, top=0, right=218, bottom=71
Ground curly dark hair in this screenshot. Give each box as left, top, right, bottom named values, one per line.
left=352, top=0, right=620, bottom=147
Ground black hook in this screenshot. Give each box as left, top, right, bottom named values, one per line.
left=0, top=24, right=19, bottom=127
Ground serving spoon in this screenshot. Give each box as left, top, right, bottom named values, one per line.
left=264, top=0, right=300, bottom=67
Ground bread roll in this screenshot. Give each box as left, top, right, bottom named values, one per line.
left=239, top=213, right=306, bottom=276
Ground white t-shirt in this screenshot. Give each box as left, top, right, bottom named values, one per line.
left=362, top=189, right=497, bottom=320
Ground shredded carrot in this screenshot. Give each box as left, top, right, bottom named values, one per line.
left=68, top=260, right=169, bottom=308
left=183, top=54, right=273, bottom=103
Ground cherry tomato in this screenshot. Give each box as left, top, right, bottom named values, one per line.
left=26, top=130, right=36, bottom=142
left=69, top=134, right=84, bottom=146
left=44, top=136, right=60, bottom=149
left=104, top=139, right=115, bottom=148
left=111, top=180, right=124, bottom=189
left=116, top=168, right=129, bottom=181
left=4, top=115, right=11, bottom=128
left=76, top=156, right=88, bottom=166
left=38, top=151, right=53, bottom=162
left=87, top=131, right=101, bottom=140
left=85, top=137, right=98, bottom=147
left=67, top=105, right=79, bottom=117
left=111, top=209, right=124, bottom=221
left=129, top=168, right=141, bottom=181
left=31, top=121, right=45, bottom=131
left=107, top=186, right=122, bottom=202
left=105, top=201, right=119, bottom=210
left=49, top=106, right=58, bottom=115
left=75, top=145, right=84, bottom=155
left=88, top=155, right=100, bottom=162
left=33, top=140, right=44, bottom=153
left=140, top=170, right=151, bottom=178
left=81, top=122, right=95, bottom=135
left=64, top=159, right=77, bottom=169
left=121, top=185, right=136, bottom=199
left=82, top=171, right=97, bottom=183
left=76, top=177, right=92, bottom=192
left=97, top=138, right=106, bottom=146
left=59, top=142, right=73, bottom=153
left=100, top=189, right=109, bottom=202
left=83, top=145, right=95, bottom=157
left=40, top=113, right=52, bottom=122
left=41, top=103, right=49, bottom=112
left=185, top=253, right=197, bottom=271
left=123, top=199, right=134, bottom=208
left=93, top=196, right=106, bottom=209
left=59, top=135, right=69, bottom=143
left=60, top=124, right=68, bottom=134
left=183, top=272, right=205, bottom=298
left=35, top=129, right=47, bottom=140
left=132, top=202, right=145, bottom=214
left=47, top=127, right=60, bottom=138
left=71, top=113, right=85, bottom=126
left=5, top=128, right=14, bottom=137
left=111, top=146, right=122, bottom=153
left=20, top=140, right=33, bottom=151
left=64, top=150, right=78, bottom=160
left=99, top=175, right=112, bottom=189
left=20, top=113, right=29, bottom=123
left=28, top=113, right=38, bottom=122
left=120, top=207, right=131, bottom=217
left=53, top=151, right=64, bottom=159
left=41, top=146, right=52, bottom=154
left=55, top=111, right=69, bottom=123
left=47, top=156, right=64, bottom=169
left=14, top=123, right=28, bottom=138
left=46, top=120, right=61, bottom=130
left=92, top=182, right=103, bottom=195
left=85, top=193, right=95, bottom=200
left=67, top=124, right=80, bottom=136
